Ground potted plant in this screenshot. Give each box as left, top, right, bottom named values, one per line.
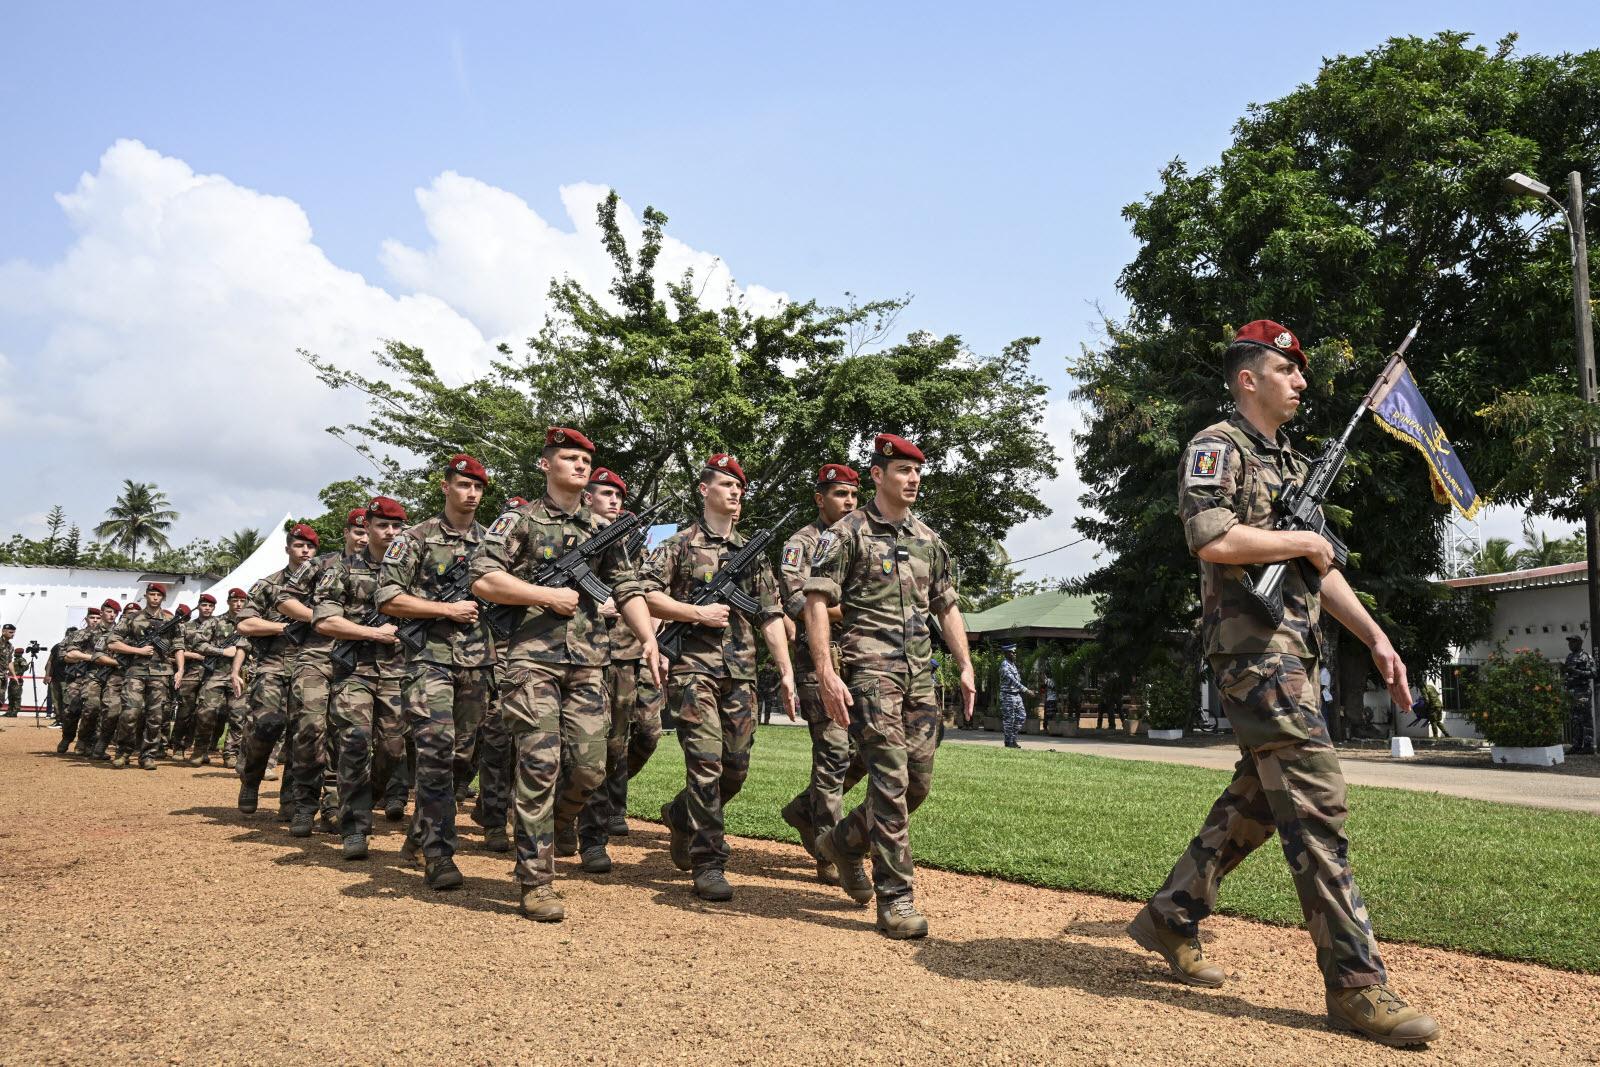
left=1464, top=647, right=1566, bottom=766
left=1142, top=651, right=1195, bottom=741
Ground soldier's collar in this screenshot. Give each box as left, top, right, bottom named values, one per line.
left=1228, top=412, right=1292, bottom=453
left=695, top=518, right=742, bottom=546
left=863, top=500, right=914, bottom=534
left=538, top=492, right=577, bottom=518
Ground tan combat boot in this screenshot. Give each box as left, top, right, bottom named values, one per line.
left=876, top=898, right=929, bottom=940
left=1326, top=985, right=1440, bottom=1047
left=816, top=832, right=873, bottom=905
left=1126, top=904, right=1225, bottom=987
left=520, top=884, right=565, bottom=923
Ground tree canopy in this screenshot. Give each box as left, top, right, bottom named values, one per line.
left=306, top=191, right=1057, bottom=591
left=94, top=480, right=178, bottom=563
left=1071, top=31, right=1597, bottom=687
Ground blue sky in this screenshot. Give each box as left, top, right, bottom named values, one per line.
left=0, top=3, right=1587, bottom=577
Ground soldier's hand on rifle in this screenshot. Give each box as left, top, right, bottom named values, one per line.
left=598, top=597, right=620, bottom=620
left=135, top=644, right=154, bottom=657
left=696, top=603, right=730, bottom=628
left=1298, top=532, right=1336, bottom=575
left=369, top=622, right=400, bottom=645
left=443, top=600, right=479, bottom=626
left=541, top=587, right=580, bottom=617
left=820, top=669, right=852, bottom=728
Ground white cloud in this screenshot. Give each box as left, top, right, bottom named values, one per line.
left=0, top=139, right=785, bottom=551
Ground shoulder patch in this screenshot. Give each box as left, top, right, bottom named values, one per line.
left=488, top=512, right=518, bottom=538
left=1183, top=440, right=1230, bottom=485
left=382, top=538, right=408, bottom=564
left=812, top=531, right=838, bottom=565
left=782, top=544, right=802, bottom=570
left=1190, top=447, right=1221, bottom=478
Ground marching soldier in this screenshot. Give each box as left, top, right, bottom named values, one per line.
left=56, top=612, right=100, bottom=753
left=804, top=434, right=976, bottom=939
left=167, top=603, right=200, bottom=757
left=470, top=432, right=662, bottom=920
left=78, top=600, right=125, bottom=758
left=778, top=463, right=866, bottom=885
left=218, top=588, right=253, bottom=768
left=235, top=525, right=320, bottom=815
left=107, top=583, right=180, bottom=769
left=1123, top=320, right=1439, bottom=1046
left=377, top=453, right=500, bottom=891
left=187, top=593, right=247, bottom=766
left=643, top=453, right=797, bottom=903
left=1562, top=634, right=1596, bottom=755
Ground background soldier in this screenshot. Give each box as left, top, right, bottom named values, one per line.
left=998, top=643, right=1033, bottom=748
left=107, top=583, right=179, bottom=769
left=6, top=644, right=23, bottom=716
left=1124, top=319, right=1439, bottom=1047
left=55, top=616, right=96, bottom=752
left=1, top=624, right=15, bottom=716
left=377, top=453, right=499, bottom=892
left=778, top=462, right=865, bottom=886
left=167, top=603, right=200, bottom=757
left=218, top=588, right=253, bottom=768
left=644, top=453, right=797, bottom=903
left=1562, top=634, right=1595, bottom=755
left=187, top=592, right=247, bottom=766
left=804, top=433, right=975, bottom=940
left=78, top=599, right=124, bottom=757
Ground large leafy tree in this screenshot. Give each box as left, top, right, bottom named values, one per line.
left=94, top=481, right=178, bottom=563
left=1072, top=32, right=1595, bottom=723
left=307, top=192, right=1057, bottom=590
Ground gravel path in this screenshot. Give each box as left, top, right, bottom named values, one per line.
left=1, top=725, right=1595, bottom=1066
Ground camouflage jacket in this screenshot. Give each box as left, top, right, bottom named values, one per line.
left=237, top=565, right=309, bottom=677
left=112, top=606, right=178, bottom=678
left=314, top=549, right=406, bottom=680
left=189, top=614, right=244, bottom=667
left=779, top=518, right=831, bottom=677
left=62, top=625, right=97, bottom=676
left=1179, top=413, right=1322, bottom=659
left=643, top=519, right=781, bottom=681
left=1563, top=649, right=1594, bottom=694
left=470, top=494, right=645, bottom=669
left=0, top=639, right=10, bottom=678
left=608, top=512, right=651, bottom=663
left=803, top=500, right=957, bottom=679
left=283, top=550, right=342, bottom=671
left=376, top=514, right=494, bottom=669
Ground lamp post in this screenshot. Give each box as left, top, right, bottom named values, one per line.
left=1506, top=170, right=1598, bottom=753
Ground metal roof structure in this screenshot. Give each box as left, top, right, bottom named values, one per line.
left=962, top=590, right=1097, bottom=640
left=1441, top=561, right=1585, bottom=593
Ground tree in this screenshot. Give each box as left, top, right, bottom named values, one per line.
left=1470, top=537, right=1519, bottom=575
left=1071, top=32, right=1597, bottom=699
left=94, top=481, right=178, bottom=563
left=214, top=528, right=266, bottom=572
left=1513, top=517, right=1585, bottom=568
left=306, top=192, right=1057, bottom=590
left=43, top=506, right=66, bottom=556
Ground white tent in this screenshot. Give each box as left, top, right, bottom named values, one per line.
left=202, top=512, right=293, bottom=600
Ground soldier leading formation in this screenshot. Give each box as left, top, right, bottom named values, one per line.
left=32, top=328, right=1451, bottom=1046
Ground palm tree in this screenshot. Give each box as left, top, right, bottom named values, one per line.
left=1514, top=517, right=1586, bottom=569
left=1470, top=537, right=1518, bottom=576
left=94, top=481, right=178, bottom=563
left=214, top=527, right=265, bottom=571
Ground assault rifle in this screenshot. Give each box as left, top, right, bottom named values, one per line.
left=329, top=606, right=390, bottom=673
left=482, top=499, right=670, bottom=641
left=198, top=631, right=242, bottom=685
left=396, top=548, right=485, bottom=655
left=1241, top=323, right=1418, bottom=626
left=145, top=614, right=185, bottom=657
left=657, top=506, right=798, bottom=663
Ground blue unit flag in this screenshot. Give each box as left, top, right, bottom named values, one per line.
left=1368, top=360, right=1481, bottom=520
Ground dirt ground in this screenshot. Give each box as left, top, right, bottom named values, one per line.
left=1, top=725, right=1596, bottom=1067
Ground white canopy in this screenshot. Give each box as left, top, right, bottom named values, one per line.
left=202, top=512, right=292, bottom=600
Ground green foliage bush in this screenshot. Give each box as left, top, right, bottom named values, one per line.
left=1465, top=647, right=1565, bottom=748
left=1141, top=651, right=1196, bottom=730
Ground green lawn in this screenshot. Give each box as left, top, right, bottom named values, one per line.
left=624, top=725, right=1600, bottom=974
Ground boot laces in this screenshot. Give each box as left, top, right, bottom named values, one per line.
left=888, top=899, right=918, bottom=918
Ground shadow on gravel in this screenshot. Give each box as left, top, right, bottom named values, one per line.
left=914, top=934, right=1329, bottom=1035
left=623, top=843, right=876, bottom=933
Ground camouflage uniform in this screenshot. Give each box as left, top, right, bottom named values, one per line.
left=644, top=520, right=782, bottom=875
left=805, top=501, right=957, bottom=905
left=999, top=658, right=1028, bottom=745
left=376, top=515, right=497, bottom=864
left=190, top=614, right=243, bottom=757
left=779, top=518, right=863, bottom=842
left=77, top=627, right=117, bottom=756
left=95, top=634, right=127, bottom=759
left=6, top=650, right=23, bottom=714
left=284, top=553, right=345, bottom=822
left=167, top=617, right=205, bottom=753
left=315, top=549, right=410, bottom=838
left=1562, top=646, right=1595, bottom=751
left=111, top=606, right=178, bottom=762
left=238, top=566, right=309, bottom=791
left=1147, top=413, right=1386, bottom=991
left=57, top=628, right=95, bottom=747
left=0, top=636, right=12, bottom=715
left=470, top=495, right=643, bottom=886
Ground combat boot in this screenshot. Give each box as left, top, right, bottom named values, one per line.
left=384, top=798, right=406, bottom=821
left=425, top=856, right=463, bottom=891
left=607, top=813, right=629, bottom=837
left=1125, top=904, right=1225, bottom=988
left=554, top=819, right=579, bottom=857
left=138, top=756, right=157, bottom=771
left=111, top=753, right=129, bottom=769
left=816, top=832, right=873, bottom=905
left=290, top=811, right=315, bottom=838
left=661, top=803, right=691, bottom=871
left=876, top=898, right=929, bottom=940
left=221, top=754, right=235, bottom=769
left=482, top=824, right=510, bottom=853
left=579, top=844, right=612, bottom=874
left=400, top=836, right=423, bottom=866
left=342, top=834, right=369, bottom=860
left=1326, top=985, right=1440, bottom=1047
left=56, top=737, right=70, bottom=754
left=692, top=868, right=734, bottom=902
left=188, top=753, right=210, bottom=767
left=317, top=811, right=339, bottom=835
left=779, top=795, right=819, bottom=858
left=520, top=884, right=565, bottom=922
left=237, top=782, right=259, bottom=814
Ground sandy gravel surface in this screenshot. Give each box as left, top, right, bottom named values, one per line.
left=1, top=725, right=1596, bottom=1067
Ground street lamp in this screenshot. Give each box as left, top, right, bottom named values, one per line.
left=1506, top=169, right=1598, bottom=754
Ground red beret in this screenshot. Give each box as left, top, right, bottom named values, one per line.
left=147, top=582, right=167, bottom=595
left=198, top=594, right=216, bottom=606
left=817, top=463, right=859, bottom=487
left=587, top=468, right=627, bottom=496
left=123, top=602, right=139, bottom=613
left=346, top=508, right=367, bottom=528
left=175, top=604, right=192, bottom=618
left=1234, top=319, right=1305, bottom=369
left=289, top=523, right=319, bottom=547
left=366, top=495, right=408, bottom=522
left=101, top=598, right=120, bottom=611
left=506, top=496, right=529, bottom=509
left=445, top=453, right=489, bottom=484
left=703, top=453, right=747, bottom=486
left=227, top=588, right=248, bottom=600
left=545, top=427, right=596, bottom=453
left=873, top=434, right=925, bottom=465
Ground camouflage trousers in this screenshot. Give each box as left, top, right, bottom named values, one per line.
left=56, top=676, right=85, bottom=746
left=6, top=679, right=18, bottom=714
left=169, top=672, right=203, bottom=751
left=819, top=669, right=939, bottom=904
left=403, top=663, right=495, bottom=863
left=463, top=677, right=513, bottom=835
left=222, top=686, right=249, bottom=763
left=661, top=673, right=757, bottom=875
left=577, top=657, right=665, bottom=850
left=240, top=671, right=294, bottom=787
left=94, top=676, right=124, bottom=756
left=329, top=672, right=406, bottom=838
left=1567, top=692, right=1596, bottom=749
left=192, top=671, right=239, bottom=756
left=115, top=674, right=173, bottom=761
left=1000, top=692, right=1026, bottom=745
left=499, top=662, right=607, bottom=886
left=75, top=676, right=108, bottom=754
left=288, top=663, right=338, bottom=819
left=782, top=678, right=863, bottom=842
left=1149, top=653, right=1387, bottom=990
